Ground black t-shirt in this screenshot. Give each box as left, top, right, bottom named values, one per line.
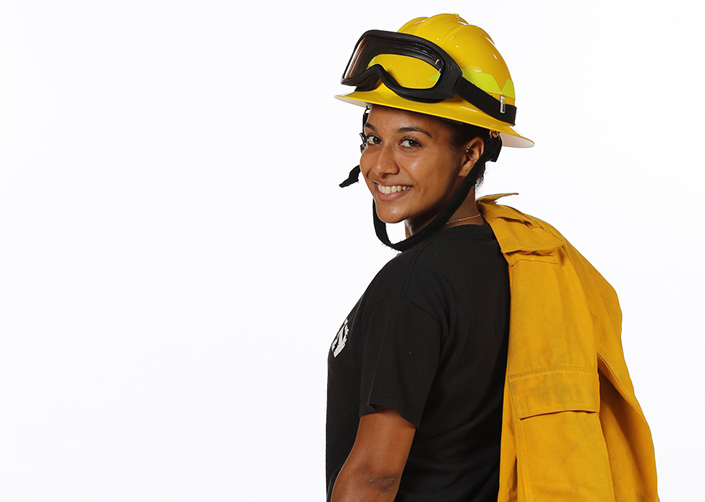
left=326, top=224, right=510, bottom=501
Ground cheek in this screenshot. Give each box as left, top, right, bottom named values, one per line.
left=359, top=148, right=378, bottom=174
left=358, top=155, right=372, bottom=178
left=359, top=152, right=371, bottom=176
left=410, top=155, right=459, bottom=191
left=358, top=155, right=377, bottom=192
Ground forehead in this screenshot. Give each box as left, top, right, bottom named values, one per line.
left=366, top=105, right=455, bottom=136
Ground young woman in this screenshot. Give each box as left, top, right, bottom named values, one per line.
left=326, top=14, right=659, bottom=502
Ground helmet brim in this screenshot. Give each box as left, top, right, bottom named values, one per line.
left=336, top=89, right=534, bottom=148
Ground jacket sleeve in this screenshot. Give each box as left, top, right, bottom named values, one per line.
left=499, top=252, right=617, bottom=501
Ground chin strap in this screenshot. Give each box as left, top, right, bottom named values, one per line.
left=372, top=135, right=501, bottom=252
left=339, top=165, right=361, bottom=188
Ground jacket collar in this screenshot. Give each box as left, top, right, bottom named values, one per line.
left=478, top=194, right=564, bottom=256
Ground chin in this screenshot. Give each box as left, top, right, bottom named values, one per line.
left=374, top=208, right=406, bottom=225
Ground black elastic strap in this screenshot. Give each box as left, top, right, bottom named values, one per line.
left=373, top=135, right=502, bottom=252
left=455, top=78, right=516, bottom=125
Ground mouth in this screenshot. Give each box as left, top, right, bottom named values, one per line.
left=376, top=184, right=411, bottom=195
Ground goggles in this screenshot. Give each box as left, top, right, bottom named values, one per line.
left=341, top=30, right=516, bottom=125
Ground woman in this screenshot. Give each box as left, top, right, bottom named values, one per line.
left=326, top=14, right=659, bottom=502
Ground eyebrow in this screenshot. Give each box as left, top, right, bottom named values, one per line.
left=364, top=122, right=434, bottom=138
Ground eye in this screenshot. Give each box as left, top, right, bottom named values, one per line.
left=400, top=137, right=421, bottom=148
left=362, top=134, right=381, bottom=146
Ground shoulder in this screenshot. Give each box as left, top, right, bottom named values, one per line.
left=376, top=223, right=494, bottom=277
left=361, top=224, right=502, bottom=308
left=361, top=239, right=436, bottom=303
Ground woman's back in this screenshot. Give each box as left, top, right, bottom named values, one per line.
left=327, top=224, right=509, bottom=501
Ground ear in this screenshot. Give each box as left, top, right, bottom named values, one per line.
left=459, top=136, right=485, bottom=177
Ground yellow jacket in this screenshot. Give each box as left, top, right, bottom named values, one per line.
left=478, top=195, right=659, bottom=502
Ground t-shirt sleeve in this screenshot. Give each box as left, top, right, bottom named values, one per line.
left=358, top=295, right=443, bottom=427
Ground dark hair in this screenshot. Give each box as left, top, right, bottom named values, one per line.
left=445, top=120, right=489, bottom=187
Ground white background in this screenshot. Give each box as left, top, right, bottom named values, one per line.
left=1, top=0, right=702, bottom=500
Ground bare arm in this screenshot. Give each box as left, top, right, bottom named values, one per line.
left=331, top=406, right=416, bottom=502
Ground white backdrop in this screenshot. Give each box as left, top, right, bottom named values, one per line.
left=1, top=1, right=702, bottom=500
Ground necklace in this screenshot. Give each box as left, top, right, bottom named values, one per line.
left=444, top=214, right=482, bottom=226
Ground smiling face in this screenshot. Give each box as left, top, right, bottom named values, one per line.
left=360, top=105, right=479, bottom=236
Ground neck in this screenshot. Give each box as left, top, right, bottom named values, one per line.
left=404, top=187, right=482, bottom=237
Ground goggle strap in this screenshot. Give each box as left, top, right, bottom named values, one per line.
left=455, top=78, right=517, bottom=125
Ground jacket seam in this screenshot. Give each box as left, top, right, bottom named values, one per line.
left=507, top=366, right=594, bottom=380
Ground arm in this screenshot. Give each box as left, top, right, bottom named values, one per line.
left=331, top=406, right=415, bottom=502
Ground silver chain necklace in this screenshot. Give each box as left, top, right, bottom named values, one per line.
left=444, top=213, right=483, bottom=226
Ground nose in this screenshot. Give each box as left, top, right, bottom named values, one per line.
left=364, top=143, right=399, bottom=179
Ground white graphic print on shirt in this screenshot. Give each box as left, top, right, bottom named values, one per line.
left=331, top=319, right=349, bottom=357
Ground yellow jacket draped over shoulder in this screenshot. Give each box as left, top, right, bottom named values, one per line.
left=478, top=195, right=659, bottom=502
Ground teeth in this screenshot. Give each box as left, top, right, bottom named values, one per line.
left=378, top=185, right=410, bottom=195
